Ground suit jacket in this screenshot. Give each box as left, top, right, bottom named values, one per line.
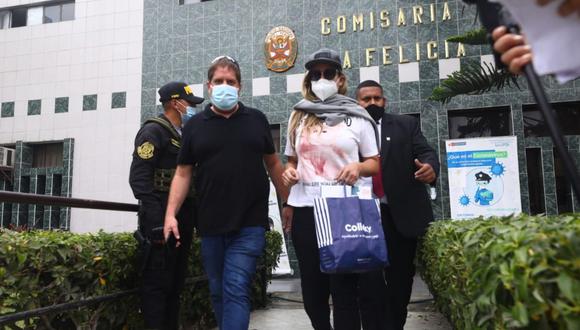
left=380, top=113, right=440, bottom=238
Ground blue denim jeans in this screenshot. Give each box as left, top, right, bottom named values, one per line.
left=201, top=226, right=266, bottom=330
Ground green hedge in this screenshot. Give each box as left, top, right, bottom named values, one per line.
left=0, top=229, right=283, bottom=329
left=420, top=214, right=580, bottom=329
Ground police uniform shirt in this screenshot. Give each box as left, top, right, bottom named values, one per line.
left=129, top=114, right=182, bottom=232
left=178, top=102, right=275, bottom=236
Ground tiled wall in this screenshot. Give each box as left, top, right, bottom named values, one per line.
left=142, top=1, right=580, bottom=276
left=0, top=0, right=145, bottom=232
left=141, top=0, right=580, bottom=222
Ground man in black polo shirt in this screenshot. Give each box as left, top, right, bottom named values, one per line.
left=163, top=56, right=286, bottom=330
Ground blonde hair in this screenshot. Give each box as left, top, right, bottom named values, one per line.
left=288, top=69, right=348, bottom=148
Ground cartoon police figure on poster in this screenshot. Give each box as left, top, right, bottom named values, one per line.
left=264, top=26, right=298, bottom=73
left=446, top=136, right=522, bottom=220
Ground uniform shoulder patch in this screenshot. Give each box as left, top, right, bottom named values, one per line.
left=137, top=141, right=155, bottom=159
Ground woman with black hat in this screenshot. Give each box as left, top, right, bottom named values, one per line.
left=281, top=48, right=381, bottom=330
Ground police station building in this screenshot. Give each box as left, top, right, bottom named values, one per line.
left=0, top=0, right=579, bottom=233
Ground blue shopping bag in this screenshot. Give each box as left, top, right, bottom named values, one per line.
left=313, top=190, right=389, bottom=274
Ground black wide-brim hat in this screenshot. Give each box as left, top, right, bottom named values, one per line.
left=305, top=48, right=342, bottom=71
left=158, top=81, right=204, bottom=104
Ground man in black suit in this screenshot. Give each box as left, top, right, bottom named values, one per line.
left=356, top=80, right=440, bottom=330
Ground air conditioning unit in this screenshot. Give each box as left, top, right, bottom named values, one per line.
left=0, top=147, right=15, bottom=168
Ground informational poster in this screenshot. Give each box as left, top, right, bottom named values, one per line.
left=268, top=181, right=293, bottom=275
left=446, top=136, right=522, bottom=220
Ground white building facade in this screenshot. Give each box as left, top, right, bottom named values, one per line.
left=0, top=0, right=144, bottom=232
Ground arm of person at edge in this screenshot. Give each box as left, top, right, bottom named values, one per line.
left=264, top=152, right=290, bottom=213
left=492, top=26, right=533, bottom=75
left=411, top=118, right=439, bottom=185
left=491, top=0, right=580, bottom=76
left=163, top=164, right=193, bottom=247
left=281, top=156, right=299, bottom=234
left=264, top=153, right=292, bottom=234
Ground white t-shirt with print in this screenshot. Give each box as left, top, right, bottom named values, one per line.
left=284, top=115, right=379, bottom=207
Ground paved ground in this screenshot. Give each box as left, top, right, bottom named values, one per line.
left=242, top=275, right=452, bottom=330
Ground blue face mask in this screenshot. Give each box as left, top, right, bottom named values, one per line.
left=178, top=101, right=196, bottom=126
left=210, top=84, right=238, bottom=111
left=182, top=106, right=195, bottom=125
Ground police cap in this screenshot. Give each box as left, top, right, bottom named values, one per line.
left=158, top=81, right=204, bottom=105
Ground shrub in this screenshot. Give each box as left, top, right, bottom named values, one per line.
left=419, top=214, right=580, bottom=329
left=0, top=229, right=283, bottom=329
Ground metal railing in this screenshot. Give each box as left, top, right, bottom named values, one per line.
left=0, top=191, right=268, bottom=327
left=0, top=191, right=139, bottom=212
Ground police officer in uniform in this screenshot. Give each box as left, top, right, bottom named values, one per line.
left=129, top=81, right=203, bottom=329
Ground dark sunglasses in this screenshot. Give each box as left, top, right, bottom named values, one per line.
left=310, top=68, right=338, bottom=81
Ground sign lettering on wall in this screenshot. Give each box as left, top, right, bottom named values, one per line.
left=319, top=1, right=466, bottom=69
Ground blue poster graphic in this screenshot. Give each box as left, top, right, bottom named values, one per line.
left=446, top=137, right=522, bottom=220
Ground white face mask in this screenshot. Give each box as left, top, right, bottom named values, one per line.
left=311, top=79, right=338, bottom=101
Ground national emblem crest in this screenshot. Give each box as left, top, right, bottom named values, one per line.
left=137, top=141, right=155, bottom=160
left=264, top=26, right=298, bottom=73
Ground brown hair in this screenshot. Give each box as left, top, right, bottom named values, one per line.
left=207, top=57, right=241, bottom=83
left=288, top=69, right=348, bottom=148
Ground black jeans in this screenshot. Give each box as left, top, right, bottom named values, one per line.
left=381, top=204, right=417, bottom=330
left=292, top=207, right=332, bottom=330
left=141, top=203, right=195, bottom=330
left=331, top=270, right=387, bottom=330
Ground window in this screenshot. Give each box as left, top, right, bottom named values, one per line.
left=554, top=148, right=574, bottom=214
left=0, top=1, right=75, bottom=29
left=523, top=101, right=580, bottom=138
left=525, top=148, right=545, bottom=215
left=34, top=175, right=46, bottom=229
left=19, top=176, right=30, bottom=225
left=1, top=181, right=13, bottom=228
left=11, top=7, right=27, bottom=28
left=448, top=106, right=512, bottom=139
left=32, top=143, right=63, bottom=168
left=0, top=11, right=11, bottom=29
left=3, top=148, right=14, bottom=167
left=43, top=2, right=74, bottom=24
left=43, top=4, right=60, bottom=23
left=27, top=6, right=43, bottom=25
left=61, top=2, right=74, bottom=21
left=51, top=174, right=62, bottom=228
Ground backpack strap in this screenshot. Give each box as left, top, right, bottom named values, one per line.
left=144, top=117, right=181, bottom=141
